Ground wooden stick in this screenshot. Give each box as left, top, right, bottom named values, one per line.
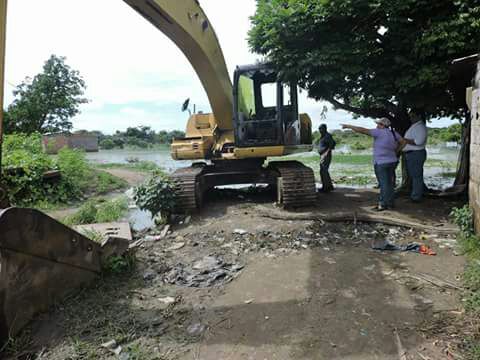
left=259, top=207, right=458, bottom=235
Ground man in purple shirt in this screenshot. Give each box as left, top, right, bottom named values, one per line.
left=341, top=118, right=402, bottom=211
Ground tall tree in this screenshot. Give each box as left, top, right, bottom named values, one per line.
left=6, top=55, right=87, bottom=134
left=249, top=0, right=480, bottom=132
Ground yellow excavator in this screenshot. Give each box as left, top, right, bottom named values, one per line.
left=124, top=0, right=316, bottom=211
left=0, top=0, right=316, bottom=344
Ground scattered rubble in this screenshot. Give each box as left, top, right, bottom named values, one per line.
left=163, top=255, right=244, bottom=287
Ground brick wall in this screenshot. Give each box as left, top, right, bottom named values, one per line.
left=42, top=134, right=99, bottom=154
left=68, top=134, right=99, bottom=152
left=470, top=87, right=480, bottom=231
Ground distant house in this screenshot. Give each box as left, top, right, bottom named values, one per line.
left=42, top=133, right=99, bottom=154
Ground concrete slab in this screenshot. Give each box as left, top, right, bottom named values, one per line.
left=74, top=222, right=132, bottom=242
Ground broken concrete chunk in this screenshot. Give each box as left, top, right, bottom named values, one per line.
left=158, top=296, right=176, bottom=305
left=233, top=229, right=248, bottom=235
left=75, top=222, right=132, bottom=242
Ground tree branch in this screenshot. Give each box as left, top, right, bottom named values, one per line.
left=325, top=96, right=392, bottom=120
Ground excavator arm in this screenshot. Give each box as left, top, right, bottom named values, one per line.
left=123, top=0, right=234, bottom=131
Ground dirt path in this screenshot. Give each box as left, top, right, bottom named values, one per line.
left=6, top=189, right=469, bottom=360
left=101, top=168, right=148, bottom=187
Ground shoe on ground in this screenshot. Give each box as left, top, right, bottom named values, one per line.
left=372, top=205, right=391, bottom=212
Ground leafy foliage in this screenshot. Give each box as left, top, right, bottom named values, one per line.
left=63, top=197, right=128, bottom=226
left=451, top=205, right=475, bottom=236
left=450, top=205, right=480, bottom=320
left=5, top=55, right=87, bottom=134
left=98, top=126, right=185, bottom=149
left=134, top=170, right=178, bottom=219
left=102, top=253, right=136, bottom=275
left=2, top=133, right=56, bottom=205
left=1, top=133, right=127, bottom=206
left=56, top=147, right=92, bottom=200
left=249, top=0, right=480, bottom=130
left=429, top=123, right=463, bottom=144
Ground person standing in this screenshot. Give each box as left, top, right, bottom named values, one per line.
left=400, top=116, right=428, bottom=202
left=317, top=124, right=335, bottom=192
left=341, top=118, right=401, bottom=211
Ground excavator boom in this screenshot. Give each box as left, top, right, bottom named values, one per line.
left=124, top=0, right=234, bottom=131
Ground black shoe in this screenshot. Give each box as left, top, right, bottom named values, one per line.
left=373, top=205, right=390, bottom=212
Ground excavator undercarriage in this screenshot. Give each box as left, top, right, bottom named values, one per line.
left=172, top=160, right=317, bottom=212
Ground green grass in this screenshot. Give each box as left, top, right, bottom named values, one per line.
left=95, top=161, right=160, bottom=173
left=450, top=205, right=480, bottom=358
left=63, top=197, right=129, bottom=226
left=90, top=170, right=129, bottom=194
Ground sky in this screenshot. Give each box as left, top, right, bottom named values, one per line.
left=4, top=0, right=456, bottom=134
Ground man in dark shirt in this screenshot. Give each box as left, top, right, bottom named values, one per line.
left=317, top=124, right=335, bottom=192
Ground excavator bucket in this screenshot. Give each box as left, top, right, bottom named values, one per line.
left=0, top=207, right=102, bottom=345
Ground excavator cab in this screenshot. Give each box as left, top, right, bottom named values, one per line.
left=233, top=64, right=300, bottom=148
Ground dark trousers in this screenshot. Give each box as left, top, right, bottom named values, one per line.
left=374, top=162, right=398, bottom=207
left=405, top=149, right=427, bottom=201
left=320, top=152, right=333, bottom=191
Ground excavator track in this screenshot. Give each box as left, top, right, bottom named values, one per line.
left=171, top=165, right=205, bottom=213
left=269, top=161, right=317, bottom=208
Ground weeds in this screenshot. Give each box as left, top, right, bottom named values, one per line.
left=63, top=197, right=128, bottom=226
left=134, top=171, right=178, bottom=220
left=102, top=253, right=136, bottom=274
left=93, top=170, right=128, bottom=194
left=450, top=205, right=480, bottom=357
left=96, top=161, right=160, bottom=173
left=78, top=228, right=104, bottom=243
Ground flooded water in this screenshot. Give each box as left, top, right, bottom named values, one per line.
left=89, top=146, right=459, bottom=231
left=86, top=148, right=192, bottom=173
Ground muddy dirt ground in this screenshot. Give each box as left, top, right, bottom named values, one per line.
left=3, top=187, right=475, bottom=360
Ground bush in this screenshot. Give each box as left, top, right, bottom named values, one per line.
left=451, top=205, right=475, bottom=236
left=450, top=205, right=480, bottom=315
left=1, top=133, right=128, bottom=206
left=56, top=147, right=92, bottom=200
left=134, top=170, right=178, bottom=220
left=2, top=133, right=55, bottom=205
left=63, top=197, right=128, bottom=226
left=99, top=138, right=115, bottom=150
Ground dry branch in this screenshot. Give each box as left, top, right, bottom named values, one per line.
left=258, top=207, right=458, bottom=235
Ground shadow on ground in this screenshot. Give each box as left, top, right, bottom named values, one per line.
left=1, top=187, right=465, bottom=360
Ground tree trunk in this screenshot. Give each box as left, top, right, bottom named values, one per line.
left=399, top=154, right=411, bottom=190
left=453, top=115, right=470, bottom=187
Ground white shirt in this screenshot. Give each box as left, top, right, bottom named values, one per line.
left=403, top=121, right=427, bottom=151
